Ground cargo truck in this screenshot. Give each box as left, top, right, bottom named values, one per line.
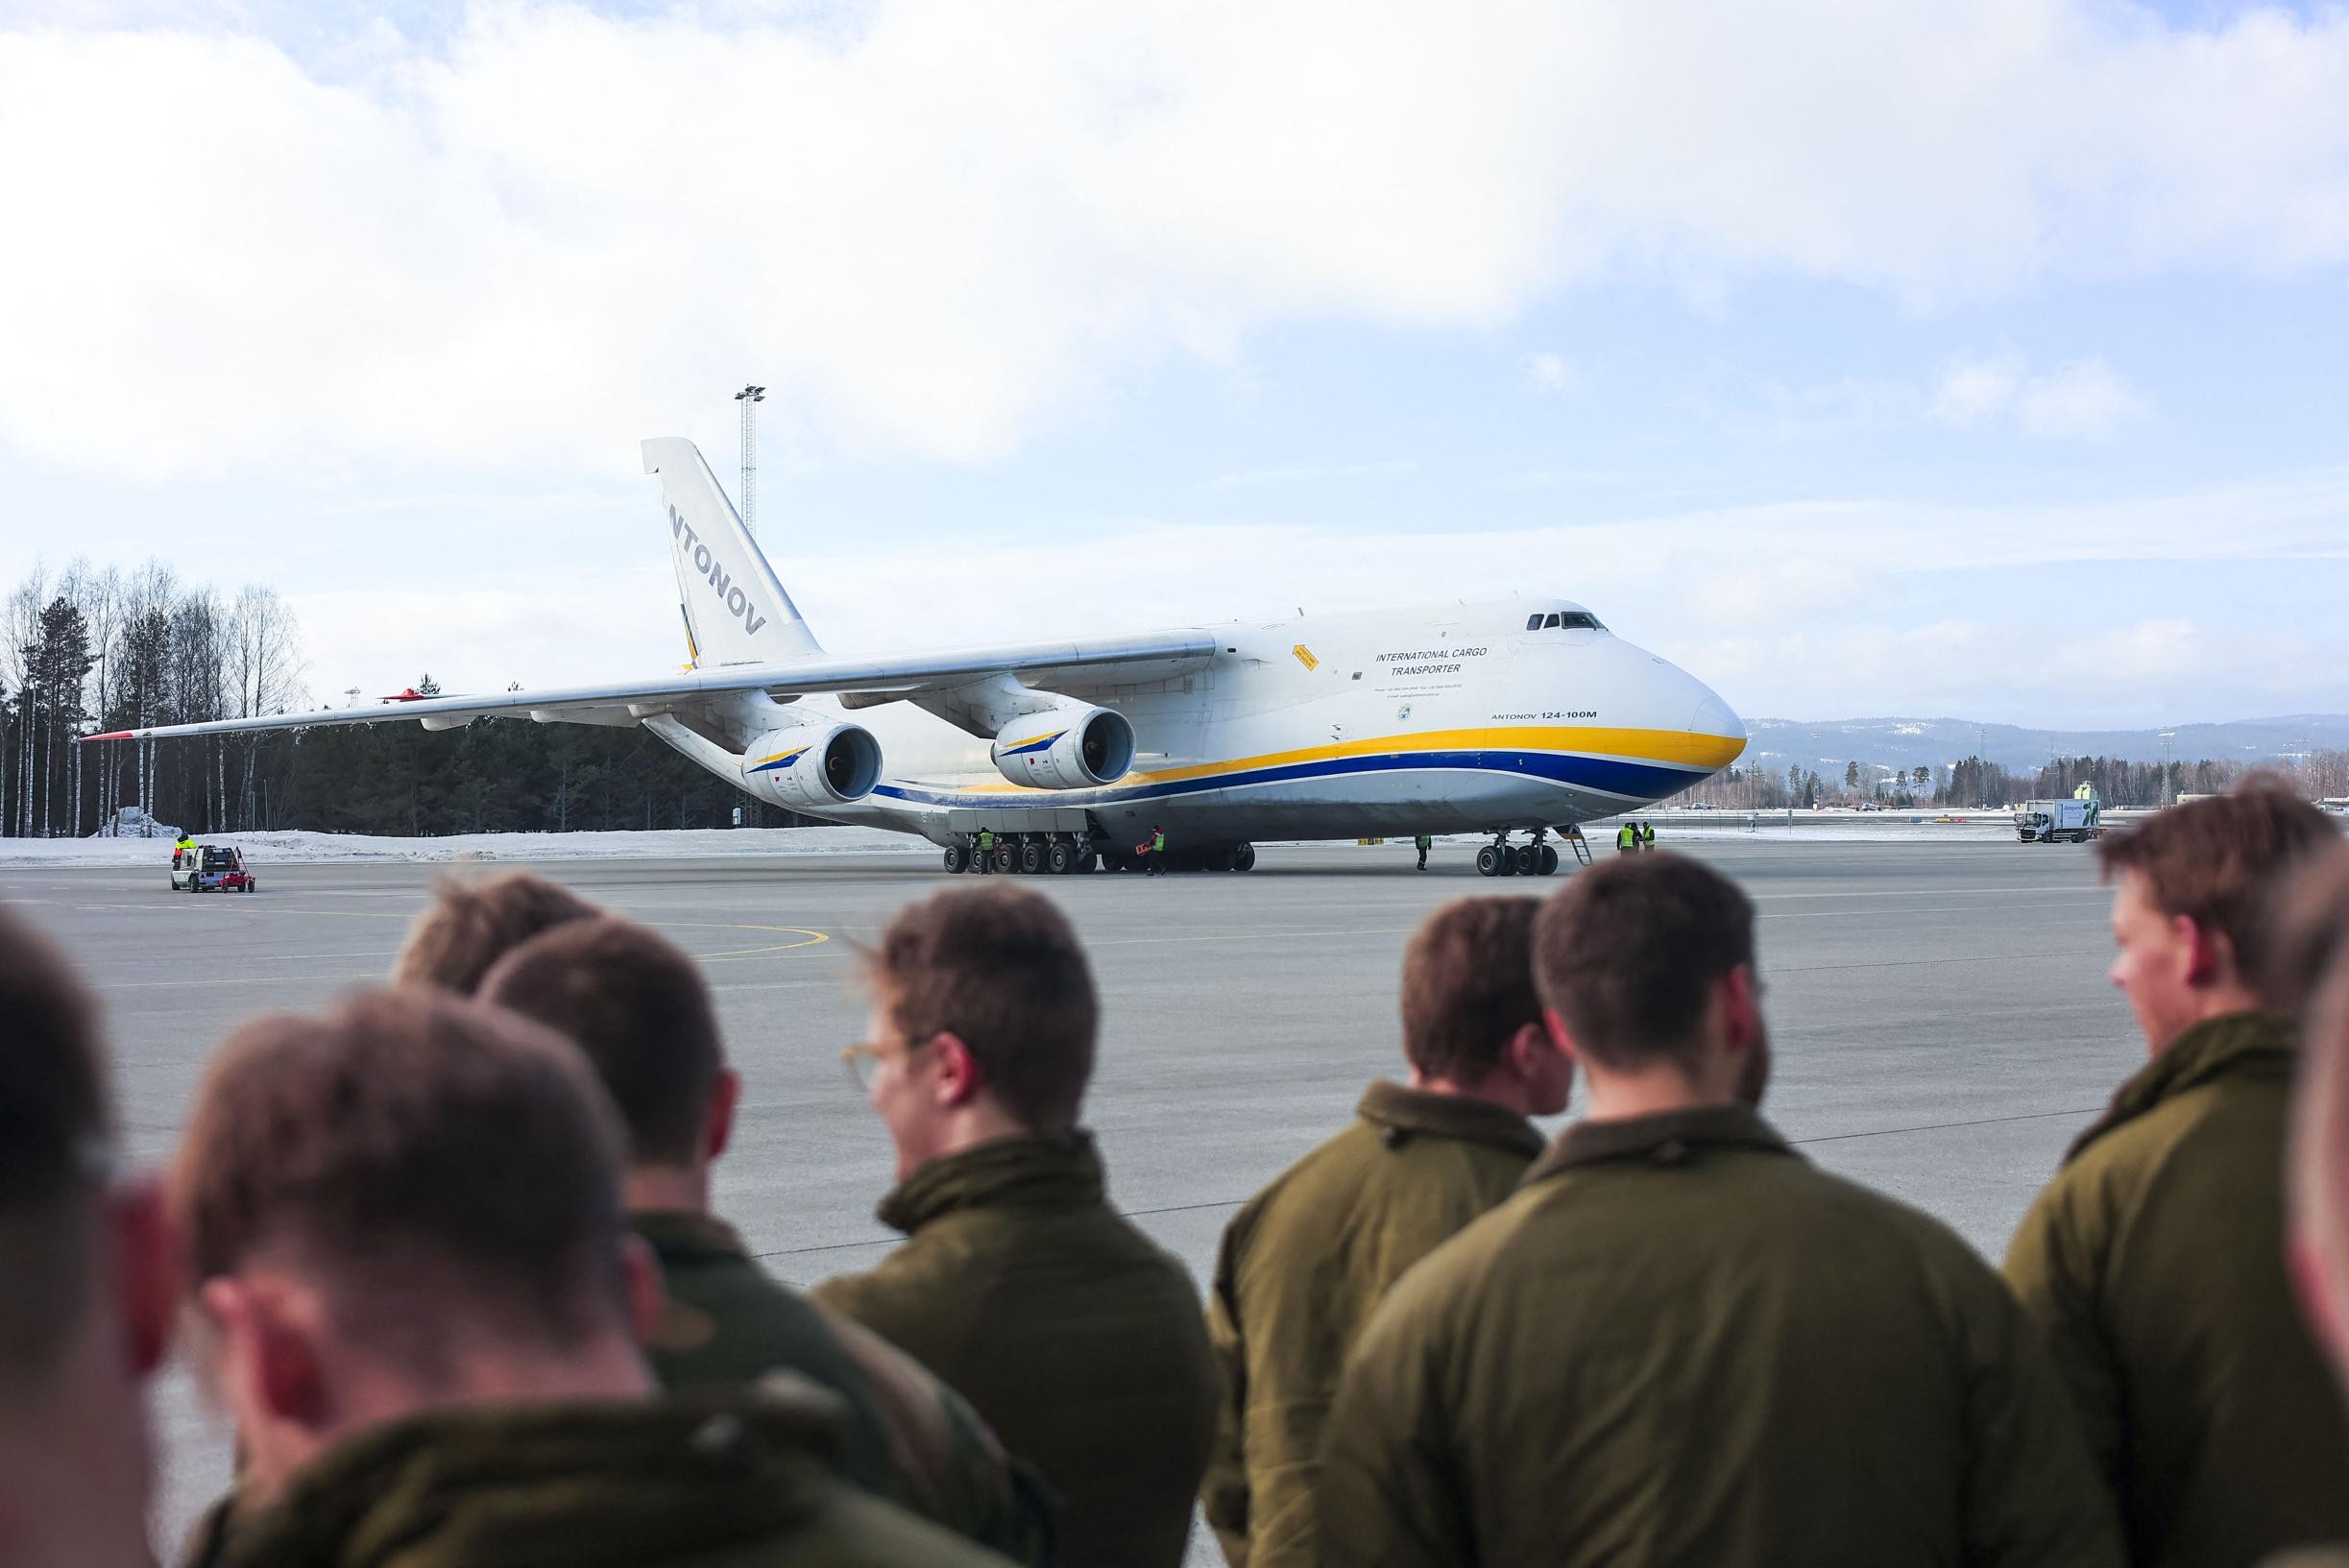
left=2016, top=786, right=2103, bottom=844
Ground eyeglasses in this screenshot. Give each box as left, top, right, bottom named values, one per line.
left=840, top=1034, right=932, bottom=1091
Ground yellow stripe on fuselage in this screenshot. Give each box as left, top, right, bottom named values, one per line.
left=937, top=725, right=1745, bottom=796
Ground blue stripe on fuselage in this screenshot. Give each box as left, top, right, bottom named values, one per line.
left=870, top=748, right=1699, bottom=810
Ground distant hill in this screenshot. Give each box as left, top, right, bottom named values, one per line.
left=1742, top=714, right=2349, bottom=776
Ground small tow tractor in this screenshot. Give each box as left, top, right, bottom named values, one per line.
left=171, top=844, right=257, bottom=894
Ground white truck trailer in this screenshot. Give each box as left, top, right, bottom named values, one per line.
left=2016, top=785, right=2103, bottom=844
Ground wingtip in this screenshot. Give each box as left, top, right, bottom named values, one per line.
left=80, top=730, right=133, bottom=742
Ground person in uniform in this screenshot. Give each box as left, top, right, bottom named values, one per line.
left=174, top=830, right=196, bottom=869
left=1414, top=832, right=1432, bottom=871
left=480, top=917, right=1052, bottom=1563
left=1318, top=854, right=2122, bottom=1568
left=1200, top=896, right=1570, bottom=1568
left=2004, top=782, right=2349, bottom=1567
left=167, top=987, right=1013, bottom=1568
left=975, top=828, right=996, bottom=875
left=816, top=884, right=1217, bottom=1568
left=1641, top=821, right=1658, bottom=851
left=1146, top=825, right=1169, bottom=875
left=1615, top=821, right=1636, bottom=855
left=0, top=908, right=175, bottom=1568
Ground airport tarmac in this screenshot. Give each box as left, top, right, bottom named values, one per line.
left=4, top=836, right=2143, bottom=1557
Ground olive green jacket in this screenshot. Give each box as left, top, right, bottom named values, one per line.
left=2003, top=1012, right=2349, bottom=1568
left=213, top=1386, right=1017, bottom=1568
left=1201, top=1080, right=1542, bottom=1568
left=1320, top=1105, right=2123, bottom=1568
left=636, top=1211, right=1052, bottom=1565
left=811, top=1133, right=1218, bottom=1568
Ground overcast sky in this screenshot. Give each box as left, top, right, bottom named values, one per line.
left=3, top=0, right=2345, bottom=729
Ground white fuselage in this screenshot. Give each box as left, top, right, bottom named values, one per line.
left=753, top=598, right=1745, bottom=849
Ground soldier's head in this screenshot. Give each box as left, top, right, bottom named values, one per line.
left=2284, top=845, right=2349, bottom=1388
left=0, top=908, right=171, bottom=1568
left=1399, top=896, right=1572, bottom=1117
left=171, top=988, right=661, bottom=1507
left=391, top=871, right=602, bottom=995
left=857, top=883, right=1098, bottom=1178
left=2097, top=779, right=2337, bottom=1054
left=480, top=917, right=739, bottom=1209
left=1534, top=854, right=1768, bottom=1111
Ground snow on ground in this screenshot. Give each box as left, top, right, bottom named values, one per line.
left=0, top=826, right=932, bottom=867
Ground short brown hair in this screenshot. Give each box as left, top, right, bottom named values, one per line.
left=1534, top=854, right=1756, bottom=1073
left=866, top=884, right=1097, bottom=1131
left=392, top=872, right=602, bottom=995
left=171, top=988, right=631, bottom=1360
left=1400, top=897, right=1544, bottom=1081
left=2254, top=840, right=2349, bottom=1017
left=2099, top=778, right=2337, bottom=978
left=0, top=909, right=110, bottom=1387
left=480, top=918, right=723, bottom=1168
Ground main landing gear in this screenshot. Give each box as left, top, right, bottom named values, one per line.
left=1474, top=829, right=1562, bottom=879
left=943, top=832, right=1101, bottom=876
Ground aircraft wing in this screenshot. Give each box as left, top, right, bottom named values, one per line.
left=81, top=630, right=1220, bottom=743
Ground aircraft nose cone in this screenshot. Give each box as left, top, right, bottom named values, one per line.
left=1690, top=687, right=1744, bottom=742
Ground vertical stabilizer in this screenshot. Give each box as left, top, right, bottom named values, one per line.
left=642, top=437, right=821, bottom=665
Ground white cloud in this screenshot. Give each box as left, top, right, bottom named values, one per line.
left=2, top=1, right=2345, bottom=476
left=1929, top=351, right=2150, bottom=438
left=1525, top=351, right=1574, bottom=391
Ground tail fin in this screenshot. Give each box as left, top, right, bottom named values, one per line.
left=642, top=437, right=822, bottom=666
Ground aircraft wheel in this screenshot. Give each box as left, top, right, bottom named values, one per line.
left=992, top=845, right=1016, bottom=873
left=1476, top=845, right=1503, bottom=877
left=1539, top=844, right=1560, bottom=876
left=1512, top=844, right=1539, bottom=876
left=943, top=844, right=967, bottom=874
left=1047, top=840, right=1075, bottom=875
left=1015, top=841, right=1043, bottom=874
left=1234, top=844, right=1256, bottom=871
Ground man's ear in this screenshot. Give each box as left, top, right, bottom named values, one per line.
left=705, top=1069, right=740, bottom=1163
left=2181, top=916, right=2238, bottom=991
left=1719, top=965, right=1762, bottom=1052
left=618, top=1235, right=666, bottom=1347
left=1542, top=1007, right=1581, bottom=1063
left=932, top=1032, right=983, bottom=1108
left=1505, top=1022, right=1551, bottom=1080
left=201, top=1275, right=327, bottom=1431
left=109, top=1176, right=175, bottom=1376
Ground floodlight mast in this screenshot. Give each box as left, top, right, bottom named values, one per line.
left=733, top=384, right=765, bottom=534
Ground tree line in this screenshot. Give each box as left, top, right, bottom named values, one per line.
left=1, top=560, right=812, bottom=839
left=1669, top=750, right=2349, bottom=811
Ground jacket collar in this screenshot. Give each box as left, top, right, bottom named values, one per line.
left=1521, top=1103, right=1793, bottom=1187
left=876, top=1130, right=1105, bottom=1236
left=1357, top=1079, right=1544, bottom=1158
left=221, top=1385, right=850, bottom=1568
left=629, top=1209, right=749, bottom=1266
left=2065, top=1010, right=2295, bottom=1165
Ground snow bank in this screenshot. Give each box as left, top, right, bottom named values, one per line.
left=0, top=826, right=932, bottom=867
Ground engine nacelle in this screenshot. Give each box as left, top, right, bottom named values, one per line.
left=739, top=722, right=884, bottom=811
left=990, top=706, right=1136, bottom=789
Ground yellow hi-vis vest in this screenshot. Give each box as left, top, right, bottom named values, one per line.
left=1617, top=825, right=1635, bottom=849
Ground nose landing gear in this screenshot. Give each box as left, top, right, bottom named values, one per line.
left=1474, top=830, right=1562, bottom=878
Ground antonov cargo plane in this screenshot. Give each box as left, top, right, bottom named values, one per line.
left=88, top=438, right=1746, bottom=876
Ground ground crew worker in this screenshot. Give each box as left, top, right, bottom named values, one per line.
left=174, top=830, right=195, bottom=868
left=482, top=918, right=1052, bottom=1563
left=1202, top=897, right=1569, bottom=1568
left=2004, top=782, right=2349, bottom=1567
left=816, top=885, right=1218, bottom=1568
left=1642, top=820, right=1658, bottom=851
left=1317, top=855, right=2122, bottom=1568
left=1415, top=832, right=1432, bottom=871
left=1615, top=821, right=1636, bottom=854
left=169, top=988, right=1016, bottom=1568
left=975, top=828, right=996, bottom=874
left=1146, top=825, right=1169, bottom=875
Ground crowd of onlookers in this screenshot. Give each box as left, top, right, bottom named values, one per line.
left=4, top=777, right=2349, bottom=1567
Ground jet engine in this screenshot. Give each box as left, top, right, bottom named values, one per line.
left=990, top=705, right=1135, bottom=789
left=739, top=722, right=884, bottom=811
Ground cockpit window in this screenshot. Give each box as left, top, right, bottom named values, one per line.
left=1541, top=613, right=1562, bottom=629
left=1558, top=612, right=1602, bottom=631
left=1525, top=614, right=1542, bottom=631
